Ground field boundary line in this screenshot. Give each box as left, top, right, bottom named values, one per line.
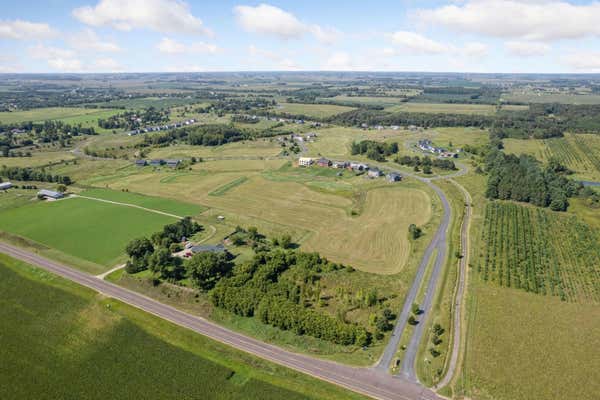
left=74, top=195, right=183, bottom=219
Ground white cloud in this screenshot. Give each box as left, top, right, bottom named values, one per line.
left=562, top=52, right=600, bottom=71
left=234, top=4, right=340, bottom=44
left=92, top=57, right=124, bottom=72
left=0, top=19, right=56, bottom=40
left=73, top=0, right=211, bottom=35
left=417, top=0, right=600, bottom=42
left=463, top=42, right=488, bottom=58
left=322, top=52, right=353, bottom=70
left=68, top=29, right=121, bottom=52
left=156, top=37, right=218, bottom=54
left=247, top=44, right=299, bottom=69
left=27, top=45, right=82, bottom=72
left=505, top=41, right=550, bottom=57
left=389, top=31, right=447, bottom=54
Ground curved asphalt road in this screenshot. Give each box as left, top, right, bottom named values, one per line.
left=0, top=242, right=442, bottom=400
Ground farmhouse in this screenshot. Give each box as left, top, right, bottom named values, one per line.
left=298, top=157, right=314, bottom=167
left=316, top=157, right=331, bottom=167
left=191, top=244, right=226, bottom=254
left=386, top=173, right=402, bottom=182
left=332, top=161, right=348, bottom=169
left=349, top=162, right=369, bottom=171
left=0, top=182, right=13, bottom=190
left=135, top=159, right=147, bottom=167
left=165, top=159, right=181, bottom=168
left=37, top=189, right=64, bottom=200
left=367, top=168, right=383, bottom=178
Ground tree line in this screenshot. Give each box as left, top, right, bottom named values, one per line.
left=350, top=140, right=399, bottom=161
left=395, top=155, right=457, bottom=171
left=0, top=166, right=72, bottom=185
left=485, top=150, right=581, bottom=211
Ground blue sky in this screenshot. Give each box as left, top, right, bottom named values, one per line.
left=1, top=0, right=599, bottom=73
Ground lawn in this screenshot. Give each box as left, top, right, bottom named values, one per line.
left=0, top=255, right=366, bottom=400
left=0, top=197, right=176, bottom=268
left=79, top=188, right=205, bottom=216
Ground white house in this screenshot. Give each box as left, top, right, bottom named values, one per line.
left=0, top=182, right=12, bottom=190
left=298, top=157, right=313, bottom=167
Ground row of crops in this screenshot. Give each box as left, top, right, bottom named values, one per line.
left=543, top=135, right=592, bottom=172
left=570, top=134, right=600, bottom=174
left=478, top=201, right=600, bottom=303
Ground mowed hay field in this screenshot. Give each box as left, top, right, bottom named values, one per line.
left=0, top=197, right=176, bottom=267
left=302, top=188, right=432, bottom=274
left=87, top=162, right=435, bottom=274
left=385, top=102, right=501, bottom=115
left=277, top=102, right=356, bottom=118
left=462, top=283, right=600, bottom=400
left=0, top=256, right=364, bottom=400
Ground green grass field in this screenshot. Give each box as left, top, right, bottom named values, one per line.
left=460, top=283, right=600, bottom=400
left=0, top=255, right=366, bottom=400
left=385, top=103, right=522, bottom=115
left=503, top=91, right=600, bottom=104
left=0, top=107, right=120, bottom=124
left=0, top=197, right=176, bottom=268
left=277, top=102, right=356, bottom=118
left=79, top=188, right=204, bottom=216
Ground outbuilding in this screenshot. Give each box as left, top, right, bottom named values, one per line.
left=37, top=189, right=64, bottom=200
left=0, top=182, right=12, bottom=190
left=298, top=157, right=313, bottom=167
left=386, top=173, right=402, bottom=182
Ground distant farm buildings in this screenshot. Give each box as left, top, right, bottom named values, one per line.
left=0, top=182, right=13, bottom=190
left=128, top=119, right=197, bottom=136
left=418, top=139, right=458, bottom=158
left=136, top=159, right=183, bottom=168
left=37, top=189, right=64, bottom=200
left=297, top=157, right=401, bottom=183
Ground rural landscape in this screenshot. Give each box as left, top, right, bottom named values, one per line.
left=2, top=1, right=600, bottom=400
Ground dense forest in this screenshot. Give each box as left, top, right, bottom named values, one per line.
left=484, top=150, right=581, bottom=211
left=350, top=140, right=399, bottom=161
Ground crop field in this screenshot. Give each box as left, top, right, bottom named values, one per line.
left=0, top=149, right=76, bottom=167
left=503, top=91, right=600, bottom=104
left=462, top=283, right=600, bottom=400
left=78, top=188, right=204, bottom=216
left=0, top=197, right=176, bottom=267
left=93, top=96, right=202, bottom=109
left=0, top=255, right=365, bottom=400
left=147, top=139, right=283, bottom=160
left=277, top=102, right=356, bottom=118
left=503, top=134, right=600, bottom=181
left=385, top=102, right=503, bottom=115
left=478, top=201, right=600, bottom=303
left=324, top=96, right=408, bottom=107
left=0, top=107, right=121, bottom=124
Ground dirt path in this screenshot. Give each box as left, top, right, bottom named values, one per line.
left=435, top=180, right=472, bottom=390
left=96, top=263, right=126, bottom=280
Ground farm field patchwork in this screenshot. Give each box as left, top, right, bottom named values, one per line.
left=385, top=102, right=506, bottom=115
left=0, top=197, right=176, bottom=267
left=0, top=107, right=120, bottom=124
left=0, top=255, right=365, bottom=400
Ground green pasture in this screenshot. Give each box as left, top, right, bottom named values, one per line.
left=0, top=197, right=176, bottom=267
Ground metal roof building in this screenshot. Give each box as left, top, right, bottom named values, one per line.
left=0, top=182, right=12, bottom=190
left=37, top=189, right=64, bottom=199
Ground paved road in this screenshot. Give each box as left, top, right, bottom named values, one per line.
left=0, top=242, right=442, bottom=400
left=375, top=180, right=451, bottom=380
left=436, top=181, right=471, bottom=389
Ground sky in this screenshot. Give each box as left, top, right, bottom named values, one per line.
left=1, top=0, right=600, bottom=74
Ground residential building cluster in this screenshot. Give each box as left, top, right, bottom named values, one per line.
left=298, top=157, right=401, bottom=183
left=417, top=139, right=459, bottom=158
left=134, top=159, right=182, bottom=168
left=128, top=119, right=197, bottom=136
